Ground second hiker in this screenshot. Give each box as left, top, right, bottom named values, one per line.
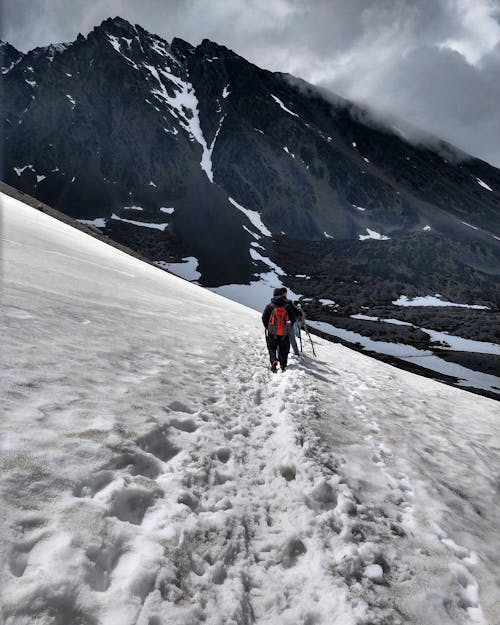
left=262, top=288, right=296, bottom=372
left=281, top=287, right=305, bottom=357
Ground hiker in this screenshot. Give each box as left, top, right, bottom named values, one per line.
left=281, top=288, right=303, bottom=357
left=262, top=287, right=296, bottom=372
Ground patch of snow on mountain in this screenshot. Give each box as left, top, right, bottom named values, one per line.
left=107, top=34, right=122, bottom=53
left=461, top=221, right=478, bottom=230
left=250, top=248, right=285, bottom=276
left=159, top=207, right=175, bottom=214
left=144, top=63, right=214, bottom=182
left=36, top=175, right=46, bottom=183
left=324, top=231, right=333, bottom=239
left=359, top=229, right=390, bottom=241
left=352, top=314, right=412, bottom=326
left=475, top=177, right=493, bottom=191
left=352, top=315, right=500, bottom=354
left=283, top=146, right=295, bottom=158
left=308, top=320, right=499, bottom=393
left=243, top=225, right=261, bottom=240
left=222, top=84, right=230, bottom=98
left=157, top=256, right=201, bottom=281
left=65, top=94, right=76, bottom=108
left=123, top=205, right=144, bottom=211
left=111, top=214, right=168, bottom=231
left=270, top=93, right=299, bottom=118
left=393, top=295, right=489, bottom=309
left=421, top=330, right=500, bottom=355
left=13, top=165, right=34, bottom=176
left=363, top=157, right=370, bottom=163
left=78, top=217, right=107, bottom=227
left=423, top=225, right=432, bottom=231
left=25, top=79, right=36, bottom=87
left=353, top=204, right=366, bottom=211
left=228, top=196, right=271, bottom=237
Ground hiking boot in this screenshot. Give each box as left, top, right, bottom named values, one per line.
left=271, top=360, right=278, bottom=372
left=281, top=365, right=287, bottom=372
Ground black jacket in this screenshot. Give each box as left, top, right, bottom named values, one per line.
left=262, top=296, right=296, bottom=328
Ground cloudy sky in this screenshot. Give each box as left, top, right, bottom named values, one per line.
left=2, top=0, right=499, bottom=167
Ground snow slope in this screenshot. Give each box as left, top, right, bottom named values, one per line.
left=1, top=193, right=500, bottom=625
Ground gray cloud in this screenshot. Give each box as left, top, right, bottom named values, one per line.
left=1, top=0, right=499, bottom=166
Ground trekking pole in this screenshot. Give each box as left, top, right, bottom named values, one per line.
left=298, top=327, right=303, bottom=353
left=304, top=323, right=317, bottom=357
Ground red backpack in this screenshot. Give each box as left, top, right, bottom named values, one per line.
left=268, top=306, right=290, bottom=336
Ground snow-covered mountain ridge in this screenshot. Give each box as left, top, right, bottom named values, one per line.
left=1, top=191, right=500, bottom=624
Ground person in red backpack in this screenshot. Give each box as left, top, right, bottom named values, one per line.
left=262, top=288, right=296, bottom=372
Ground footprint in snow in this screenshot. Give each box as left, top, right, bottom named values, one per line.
left=84, top=535, right=126, bottom=591
left=135, top=427, right=180, bottom=464
left=73, top=470, right=115, bottom=498
left=106, top=485, right=158, bottom=525
left=106, top=448, right=164, bottom=478
left=168, top=400, right=196, bottom=414
left=169, top=418, right=199, bottom=433
left=9, top=532, right=47, bottom=577
left=216, top=447, right=231, bottom=463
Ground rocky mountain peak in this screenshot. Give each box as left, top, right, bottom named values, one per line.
left=170, top=37, right=196, bottom=57
left=99, top=15, right=138, bottom=37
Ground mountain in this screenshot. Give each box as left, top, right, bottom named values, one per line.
left=2, top=190, right=500, bottom=624
left=1, top=16, right=499, bottom=386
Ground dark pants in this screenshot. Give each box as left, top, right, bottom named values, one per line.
left=266, top=333, right=290, bottom=368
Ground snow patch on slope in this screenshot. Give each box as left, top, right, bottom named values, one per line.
left=393, top=295, right=489, bottom=309
left=359, top=229, right=390, bottom=241
left=228, top=196, right=271, bottom=237
left=270, top=94, right=299, bottom=118
left=475, top=177, right=493, bottom=192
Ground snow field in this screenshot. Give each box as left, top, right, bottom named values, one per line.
left=2, top=193, right=500, bottom=624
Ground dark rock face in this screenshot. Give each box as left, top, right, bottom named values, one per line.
left=2, top=16, right=500, bottom=301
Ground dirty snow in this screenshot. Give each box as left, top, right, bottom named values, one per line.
left=1, top=192, right=500, bottom=625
